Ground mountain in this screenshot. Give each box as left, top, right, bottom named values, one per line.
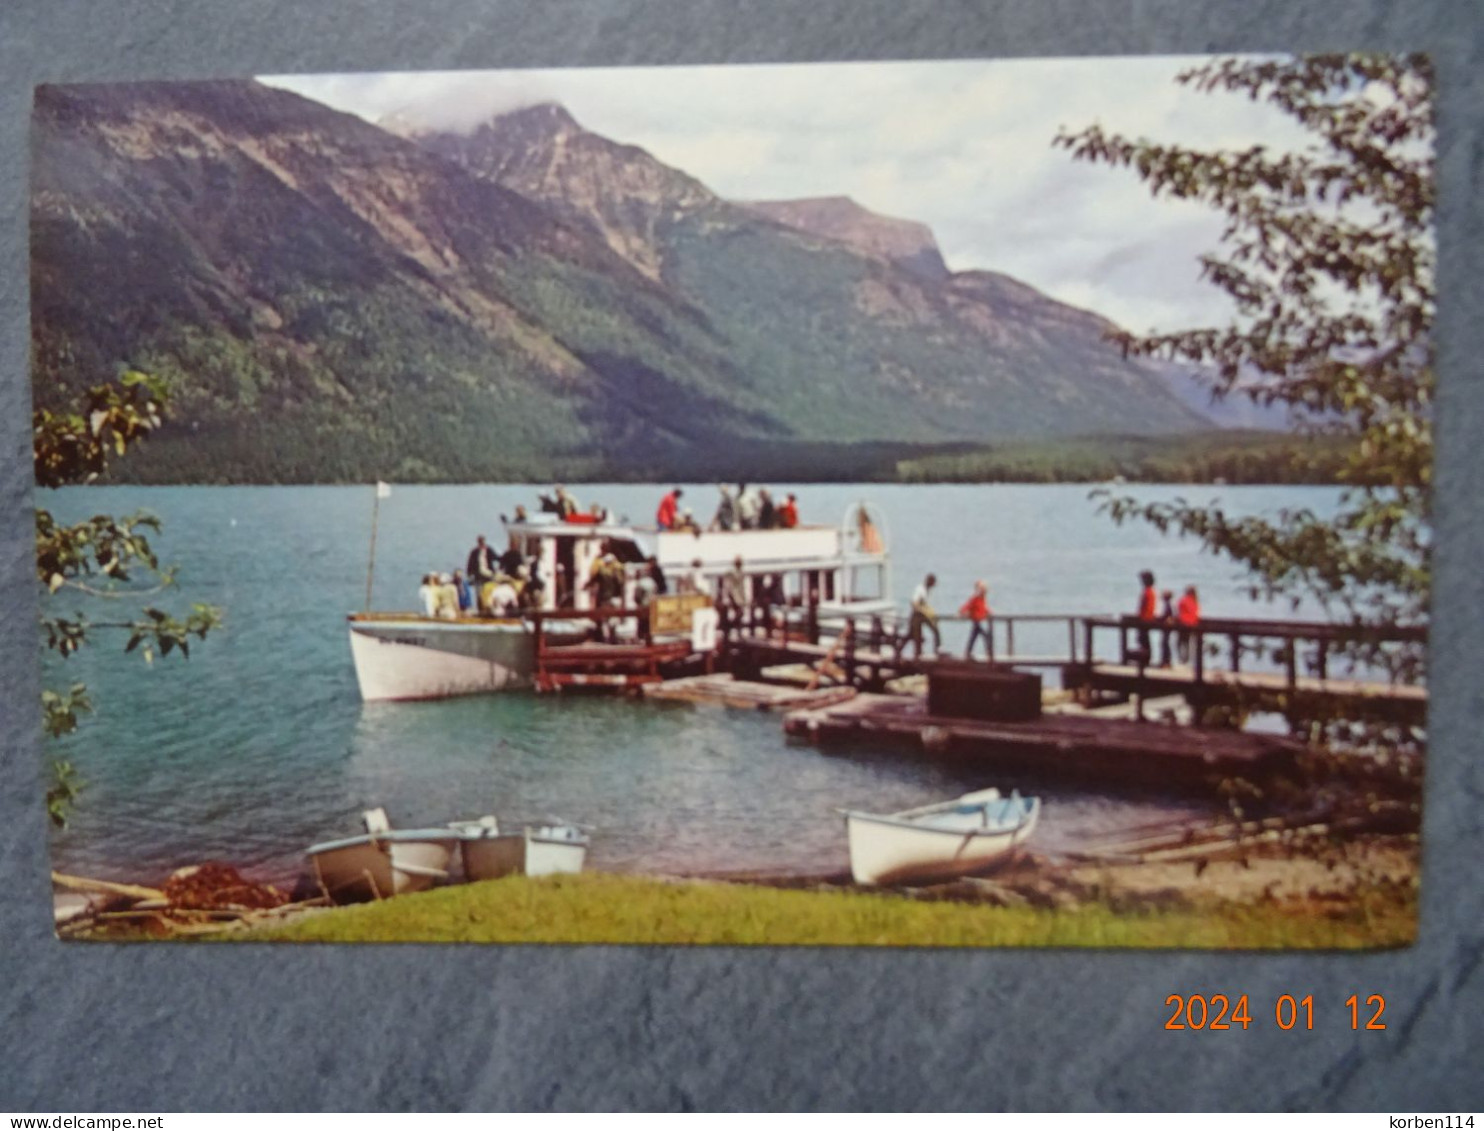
left=418, top=106, right=1210, bottom=447
left=31, top=84, right=1210, bottom=484
left=738, top=196, right=949, bottom=282
left=31, top=82, right=778, bottom=482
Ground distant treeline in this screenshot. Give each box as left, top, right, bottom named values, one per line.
left=101, top=427, right=1358, bottom=486
left=893, top=431, right=1364, bottom=486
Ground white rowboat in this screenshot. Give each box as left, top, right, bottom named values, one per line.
left=305, top=808, right=460, bottom=902
left=841, top=788, right=1040, bottom=886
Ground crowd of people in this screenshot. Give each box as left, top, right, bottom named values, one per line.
left=888, top=569, right=1203, bottom=667
left=655, top=484, right=800, bottom=534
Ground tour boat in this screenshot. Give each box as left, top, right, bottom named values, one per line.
left=453, top=816, right=590, bottom=881
left=348, top=500, right=893, bottom=701
left=304, top=808, right=461, bottom=903
left=840, top=788, right=1040, bottom=886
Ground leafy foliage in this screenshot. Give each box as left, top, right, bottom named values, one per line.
left=36, top=371, right=222, bottom=824
left=1055, top=54, right=1434, bottom=673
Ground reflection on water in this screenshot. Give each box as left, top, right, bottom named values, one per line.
left=43, top=483, right=1331, bottom=885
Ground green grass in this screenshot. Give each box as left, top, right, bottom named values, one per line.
left=241, top=873, right=1416, bottom=949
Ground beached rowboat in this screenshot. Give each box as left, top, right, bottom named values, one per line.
left=305, top=808, right=460, bottom=902
left=840, top=788, right=1040, bottom=886
left=453, top=817, right=590, bottom=881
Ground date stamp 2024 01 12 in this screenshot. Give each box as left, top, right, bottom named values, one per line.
left=1164, top=993, right=1390, bottom=1031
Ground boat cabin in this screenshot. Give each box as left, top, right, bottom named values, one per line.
left=501, top=502, right=893, bottom=620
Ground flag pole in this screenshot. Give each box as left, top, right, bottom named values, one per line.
left=365, top=481, right=385, bottom=612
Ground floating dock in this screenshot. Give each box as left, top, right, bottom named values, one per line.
left=782, top=693, right=1303, bottom=790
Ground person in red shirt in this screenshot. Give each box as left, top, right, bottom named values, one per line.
left=1176, top=585, right=1201, bottom=664
left=959, top=579, right=992, bottom=661
left=1135, top=570, right=1158, bottom=666
left=655, top=487, right=683, bottom=530
left=778, top=493, right=799, bottom=529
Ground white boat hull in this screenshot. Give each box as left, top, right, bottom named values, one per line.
left=307, top=832, right=460, bottom=902
left=458, top=825, right=589, bottom=881
left=844, top=796, right=1039, bottom=886
left=524, top=827, right=589, bottom=877
left=349, top=618, right=537, bottom=701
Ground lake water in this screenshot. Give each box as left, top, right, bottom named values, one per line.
left=41, top=482, right=1341, bottom=885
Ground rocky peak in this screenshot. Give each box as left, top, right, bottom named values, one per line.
left=414, top=101, right=717, bottom=282
left=739, top=195, right=949, bottom=281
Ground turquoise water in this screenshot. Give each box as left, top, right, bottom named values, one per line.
left=40, top=482, right=1339, bottom=885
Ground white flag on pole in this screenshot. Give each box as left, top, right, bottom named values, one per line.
left=376, top=481, right=392, bottom=499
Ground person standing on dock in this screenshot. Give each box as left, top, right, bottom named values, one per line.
left=904, top=573, right=941, bottom=660
left=1176, top=585, right=1201, bottom=664
left=1135, top=570, right=1159, bottom=666
left=959, top=579, right=992, bottom=661
left=1158, top=589, right=1176, bottom=668
left=656, top=487, right=683, bottom=530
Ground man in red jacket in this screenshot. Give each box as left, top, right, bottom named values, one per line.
left=959, top=579, right=992, bottom=661
left=1176, top=585, right=1201, bottom=664
left=656, top=487, right=683, bottom=530
left=1135, top=570, right=1158, bottom=666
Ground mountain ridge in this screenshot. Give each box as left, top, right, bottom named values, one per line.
left=31, top=81, right=1213, bottom=484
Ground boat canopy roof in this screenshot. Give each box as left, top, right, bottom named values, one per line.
left=503, top=511, right=887, bottom=573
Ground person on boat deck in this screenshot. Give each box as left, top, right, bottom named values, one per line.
left=1176, top=585, right=1201, bottom=664
left=719, top=555, right=748, bottom=632
left=588, top=551, right=625, bottom=608
left=778, top=493, right=799, bottom=529
left=736, top=482, right=761, bottom=530
left=554, top=485, right=578, bottom=519
left=674, top=509, right=702, bottom=535
left=1158, top=589, right=1177, bottom=668
left=434, top=573, right=461, bottom=620
left=647, top=556, right=669, bottom=596
left=498, top=543, right=523, bottom=577
left=903, top=573, right=941, bottom=660
left=485, top=577, right=519, bottom=617
left=418, top=573, right=439, bottom=618
left=1134, top=570, right=1159, bottom=666
left=656, top=487, right=683, bottom=530
left=959, top=579, right=992, bottom=661
left=711, top=485, right=737, bottom=532
left=757, top=488, right=778, bottom=529
left=466, top=535, right=497, bottom=588
left=679, top=558, right=710, bottom=596
left=452, top=569, right=475, bottom=613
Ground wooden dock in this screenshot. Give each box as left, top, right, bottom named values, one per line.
left=782, top=693, right=1303, bottom=790
left=1068, top=661, right=1428, bottom=726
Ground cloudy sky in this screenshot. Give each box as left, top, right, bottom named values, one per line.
left=262, top=56, right=1308, bottom=334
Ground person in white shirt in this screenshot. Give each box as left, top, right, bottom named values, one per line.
left=904, top=573, right=940, bottom=659
left=736, top=482, right=761, bottom=530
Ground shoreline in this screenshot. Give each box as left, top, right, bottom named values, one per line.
left=54, top=829, right=1421, bottom=945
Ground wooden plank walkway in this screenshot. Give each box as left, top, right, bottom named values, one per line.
left=783, top=694, right=1303, bottom=790
left=1075, top=662, right=1427, bottom=725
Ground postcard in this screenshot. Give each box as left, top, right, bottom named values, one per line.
left=33, top=53, right=1430, bottom=946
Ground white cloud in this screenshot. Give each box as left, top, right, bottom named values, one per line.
left=261, top=55, right=1313, bottom=333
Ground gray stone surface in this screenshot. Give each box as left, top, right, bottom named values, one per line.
left=1, top=0, right=1479, bottom=1112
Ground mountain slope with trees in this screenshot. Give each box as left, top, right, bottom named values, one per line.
left=33, top=81, right=1210, bottom=483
